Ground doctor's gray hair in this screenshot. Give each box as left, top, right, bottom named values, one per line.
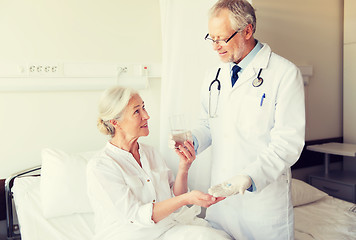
left=97, top=86, right=137, bottom=137
left=209, top=0, right=256, bottom=34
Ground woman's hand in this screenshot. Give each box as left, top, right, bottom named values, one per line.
left=152, top=190, right=225, bottom=223
left=187, top=190, right=225, bottom=208
left=173, top=139, right=196, bottom=196
left=175, top=140, right=196, bottom=171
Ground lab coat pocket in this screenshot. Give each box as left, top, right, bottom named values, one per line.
left=237, top=93, right=270, bottom=137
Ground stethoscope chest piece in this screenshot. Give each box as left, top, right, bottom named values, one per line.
left=252, top=68, right=264, bottom=87
left=252, top=77, right=263, bottom=87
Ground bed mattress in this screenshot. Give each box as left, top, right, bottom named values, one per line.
left=11, top=176, right=356, bottom=240
left=12, top=176, right=95, bottom=240
left=294, top=195, right=356, bottom=240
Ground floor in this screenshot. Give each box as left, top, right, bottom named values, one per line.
left=0, top=220, right=6, bottom=240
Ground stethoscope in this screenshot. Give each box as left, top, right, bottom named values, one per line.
left=208, top=67, right=264, bottom=118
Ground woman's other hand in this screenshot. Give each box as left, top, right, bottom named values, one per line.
left=187, top=190, right=225, bottom=208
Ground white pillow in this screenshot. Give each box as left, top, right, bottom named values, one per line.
left=40, top=148, right=95, bottom=218
left=291, top=178, right=328, bottom=207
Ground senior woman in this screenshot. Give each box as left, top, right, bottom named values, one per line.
left=86, top=86, right=231, bottom=240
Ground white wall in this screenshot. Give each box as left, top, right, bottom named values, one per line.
left=343, top=0, right=356, bottom=170
left=0, top=0, right=344, bottom=178
left=254, top=0, right=344, bottom=141
left=0, top=0, right=162, bottom=178
left=344, top=0, right=356, bottom=144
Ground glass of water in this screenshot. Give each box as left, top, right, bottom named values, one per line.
left=169, top=114, right=190, bottom=149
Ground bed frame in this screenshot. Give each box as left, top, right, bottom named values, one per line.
left=5, top=166, right=41, bottom=240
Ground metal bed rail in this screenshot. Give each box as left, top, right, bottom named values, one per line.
left=5, top=166, right=41, bottom=240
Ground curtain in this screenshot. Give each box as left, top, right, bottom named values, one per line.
left=159, top=0, right=220, bottom=192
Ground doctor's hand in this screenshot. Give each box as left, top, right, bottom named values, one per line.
left=175, top=140, right=196, bottom=171
left=187, top=190, right=226, bottom=208
left=208, top=175, right=252, bottom=198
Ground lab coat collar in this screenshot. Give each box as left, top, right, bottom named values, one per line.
left=232, top=43, right=272, bottom=87
left=251, top=42, right=271, bottom=70
left=235, top=40, right=263, bottom=71
left=214, top=43, right=272, bottom=91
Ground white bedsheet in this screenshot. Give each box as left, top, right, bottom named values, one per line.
left=12, top=176, right=95, bottom=240
left=11, top=176, right=356, bottom=240
left=294, top=195, right=356, bottom=240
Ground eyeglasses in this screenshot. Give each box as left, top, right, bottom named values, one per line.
left=204, top=30, right=241, bottom=46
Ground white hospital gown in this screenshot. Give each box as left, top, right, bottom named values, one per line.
left=86, top=142, right=231, bottom=240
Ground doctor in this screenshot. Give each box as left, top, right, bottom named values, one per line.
left=191, top=0, right=305, bottom=239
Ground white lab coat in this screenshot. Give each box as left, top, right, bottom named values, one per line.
left=86, top=142, right=232, bottom=240
left=192, top=43, right=305, bottom=240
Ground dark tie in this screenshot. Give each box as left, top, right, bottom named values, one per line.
left=231, top=65, right=241, bottom=87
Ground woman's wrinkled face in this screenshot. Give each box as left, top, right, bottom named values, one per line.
left=118, top=94, right=150, bottom=138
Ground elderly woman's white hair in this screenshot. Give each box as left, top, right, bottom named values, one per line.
left=97, top=86, right=137, bottom=137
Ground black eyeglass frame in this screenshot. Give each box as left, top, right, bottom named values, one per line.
left=204, top=30, right=240, bottom=45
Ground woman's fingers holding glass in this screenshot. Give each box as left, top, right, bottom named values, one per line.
left=184, top=139, right=194, bottom=150
left=183, top=140, right=195, bottom=155
left=178, top=141, right=195, bottom=162
left=175, top=149, right=193, bottom=166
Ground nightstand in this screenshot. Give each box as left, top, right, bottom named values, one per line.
left=307, top=142, right=356, bottom=203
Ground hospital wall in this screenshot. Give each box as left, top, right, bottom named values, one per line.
left=0, top=1, right=344, bottom=181
left=254, top=0, right=344, bottom=141
left=343, top=0, right=356, bottom=171
left=0, top=0, right=162, bottom=179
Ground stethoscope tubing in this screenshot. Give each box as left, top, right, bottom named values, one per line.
left=208, top=67, right=264, bottom=118
left=208, top=68, right=221, bottom=118
left=209, top=68, right=221, bottom=91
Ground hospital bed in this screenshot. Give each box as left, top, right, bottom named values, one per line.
left=5, top=148, right=356, bottom=240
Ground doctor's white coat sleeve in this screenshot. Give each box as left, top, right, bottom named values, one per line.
left=192, top=71, right=214, bottom=154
